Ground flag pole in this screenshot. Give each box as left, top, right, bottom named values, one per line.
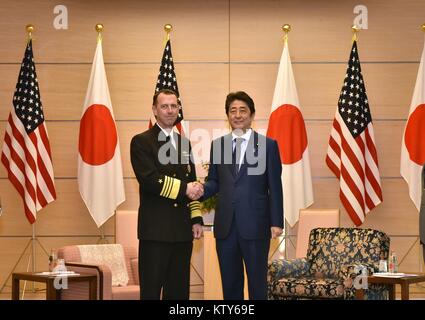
left=95, top=23, right=103, bottom=43
left=26, top=24, right=33, bottom=44
left=25, top=23, right=51, bottom=294
left=282, top=23, right=291, bottom=45
left=25, top=23, right=37, bottom=294
left=164, top=23, right=172, bottom=44
left=350, top=24, right=362, bottom=228
left=351, top=24, right=360, bottom=43
left=350, top=24, right=360, bottom=228
left=93, top=23, right=109, bottom=244
left=26, top=22, right=36, bottom=281
left=0, top=25, right=50, bottom=297
left=419, top=23, right=425, bottom=273
left=281, top=24, right=291, bottom=259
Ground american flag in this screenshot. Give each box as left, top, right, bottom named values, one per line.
left=150, top=39, right=185, bottom=134
left=325, top=41, right=382, bottom=226
left=1, top=40, right=56, bottom=224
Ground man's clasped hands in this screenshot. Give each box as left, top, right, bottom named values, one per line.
left=186, top=182, right=204, bottom=200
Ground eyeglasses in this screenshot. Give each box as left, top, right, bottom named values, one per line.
left=159, top=104, right=180, bottom=111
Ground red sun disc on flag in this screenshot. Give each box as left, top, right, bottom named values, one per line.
left=267, top=104, right=308, bottom=165
left=79, top=104, right=118, bottom=165
left=404, top=104, right=425, bottom=165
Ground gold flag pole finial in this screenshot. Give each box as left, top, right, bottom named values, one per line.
left=164, top=24, right=173, bottom=41
left=95, top=23, right=104, bottom=43
left=421, top=23, right=425, bottom=32
left=352, top=25, right=360, bottom=42
left=26, top=24, right=34, bottom=43
left=282, top=24, right=291, bottom=44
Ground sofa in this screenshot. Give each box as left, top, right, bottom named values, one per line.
left=268, top=227, right=391, bottom=300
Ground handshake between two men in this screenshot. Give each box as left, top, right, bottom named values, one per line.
left=186, top=182, right=204, bottom=201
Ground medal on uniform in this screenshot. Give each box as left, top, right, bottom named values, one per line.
left=187, top=164, right=191, bottom=173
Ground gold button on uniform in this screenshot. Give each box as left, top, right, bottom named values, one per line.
left=173, top=173, right=176, bottom=177
left=174, top=203, right=178, bottom=207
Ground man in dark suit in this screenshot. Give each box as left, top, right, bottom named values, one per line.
left=201, top=91, right=284, bottom=300
left=130, top=89, right=203, bottom=300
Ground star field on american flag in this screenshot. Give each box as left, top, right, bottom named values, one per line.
left=13, top=42, right=44, bottom=133
left=155, top=39, right=184, bottom=124
left=338, top=41, right=372, bottom=138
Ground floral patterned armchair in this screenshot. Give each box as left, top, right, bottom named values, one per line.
left=268, top=228, right=391, bottom=300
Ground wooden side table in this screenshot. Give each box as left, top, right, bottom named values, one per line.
left=356, top=273, right=425, bottom=300
left=12, top=272, right=97, bottom=300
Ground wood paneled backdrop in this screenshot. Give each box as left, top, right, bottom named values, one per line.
left=1, top=0, right=424, bottom=296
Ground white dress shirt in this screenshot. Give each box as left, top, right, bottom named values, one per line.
left=157, top=123, right=176, bottom=149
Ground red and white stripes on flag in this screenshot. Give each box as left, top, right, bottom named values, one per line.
left=326, top=41, right=382, bottom=226
left=266, top=40, right=314, bottom=227
left=1, top=40, right=56, bottom=224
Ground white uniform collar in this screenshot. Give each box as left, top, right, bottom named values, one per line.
left=156, top=123, right=176, bottom=147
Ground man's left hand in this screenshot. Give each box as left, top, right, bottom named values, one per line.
left=192, top=223, right=203, bottom=240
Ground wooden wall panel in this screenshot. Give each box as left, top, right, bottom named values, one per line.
left=390, top=236, right=423, bottom=272
left=0, top=180, right=116, bottom=236
left=0, top=177, right=143, bottom=236
left=1, top=62, right=414, bottom=122
left=0, top=176, right=142, bottom=236
left=0, top=63, right=229, bottom=121
left=230, top=64, right=417, bottom=120
left=0, top=0, right=229, bottom=63
left=0, top=0, right=424, bottom=296
left=309, top=178, right=419, bottom=236
left=230, top=0, right=425, bottom=62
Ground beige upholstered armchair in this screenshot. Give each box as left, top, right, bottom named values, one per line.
left=57, top=244, right=139, bottom=300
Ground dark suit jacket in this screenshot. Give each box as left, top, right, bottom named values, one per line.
left=203, top=131, right=284, bottom=240
left=130, top=124, right=203, bottom=242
